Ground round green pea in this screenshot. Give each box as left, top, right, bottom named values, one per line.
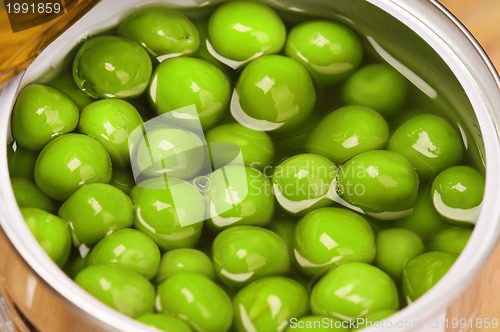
left=235, top=55, right=316, bottom=132
left=148, top=57, right=230, bottom=129
left=287, top=316, right=349, bottom=332
left=271, top=110, right=323, bottom=159
left=233, top=276, right=309, bottom=332
left=87, top=228, right=161, bottom=280
left=342, top=64, right=409, bottom=116
left=391, top=188, right=446, bottom=239
left=311, top=262, right=399, bottom=320
left=75, top=265, right=155, bottom=318
left=34, top=134, right=112, bottom=201
left=117, top=7, right=199, bottom=57
left=21, top=207, right=71, bottom=267
left=431, top=166, right=484, bottom=224
left=273, top=153, right=336, bottom=214
left=208, top=1, right=286, bottom=61
left=206, top=165, right=274, bottom=230
left=193, top=19, right=227, bottom=70
left=374, top=228, right=424, bottom=281
left=294, top=207, right=375, bottom=276
left=7, top=142, right=37, bottom=179
left=389, top=108, right=430, bottom=129
left=268, top=217, right=297, bottom=260
left=206, top=123, right=274, bottom=169
left=337, top=150, right=419, bottom=218
left=155, top=248, right=215, bottom=283
left=307, top=105, right=389, bottom=164
left=49, top=68, right=95, bottom=111
left=212, top=226, right=289, bottom=288
left=137, top=313, right=193, bottom=332
left=133, top=127, right=205, bottom=180
left=58, top=183, right=133, bottom=247
left=78, top=99, right=143, bottom=167
left=158, top=273, right=233, bottom=332
left=427, top=226, right=473, bottom=255
left=286, top=20, right=363, bottom=86
left=12, top=178, right=56, bottom=213
left=131, top=177, right=204, bottom=251
left=63, top=252, right=89, bottom=279
left=11, top=84, right=79, bottom=151
left=402, top=251, right=457, bottom=301
left=73, top=36, right=152, bottom=98
left=388, top=114, right=464, bottom=180
left=110, top=167, right=136, bottom=195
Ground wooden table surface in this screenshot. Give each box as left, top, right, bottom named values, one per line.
left=439, top=0, right=500, bottom=330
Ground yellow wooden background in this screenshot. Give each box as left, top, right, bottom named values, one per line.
left=441, top=0, right=500, bottom=69
left=440, top=0, right=500, bottom=330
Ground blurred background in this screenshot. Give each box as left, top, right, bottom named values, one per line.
left=439, top=1, right=500, bottom=330
left=440, top=0, right=500, bottom=68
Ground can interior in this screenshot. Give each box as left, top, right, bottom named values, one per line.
left=0, top=0, right=494, bottom=331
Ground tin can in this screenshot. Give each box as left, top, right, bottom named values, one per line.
left=0, top=1, right=499, bottom=331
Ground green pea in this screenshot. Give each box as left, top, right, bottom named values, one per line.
left=208, top=1, right=286, bottom=61
left=287, top=316, right=349, bottom=332
left=427, top=226, right=473, bottom=255
left=133, top=127, right=206, bottom=180
left=342, top=64, right=409, bottom=116
left=110, top=167, right=136, bottom=195
left=155, top=248, right=215, bottom=283
left=131, top=177, right=204, bottom=251
left=374, top=228, right=424, bottom=281
left=59, top=183, right=133, bottom=247
left=431, top=166, right=484, bottom=224
left=75, top=265, right=155, bottom=318
left=402, top=251, right=457, bottom=301
left=63, top=252, right=89, bottom=279
left=12, top=178, right=56, bottom=213
left=11, top=84, right=79, bottom=151
left=117, top=7, right=199, bottom=57
left=352, top=310, right=397, bottom=330
left=391, top=188, right=447, bottom=239
left=7, top=142, right=37, bottom=179
left=294, top=207, right=375, bottom=276
left=271, top=110, right=323, bottom=156
left=206, top=123, right=274, bottom=169
left=307, top=105, right=389, bottom=164
left=48, top=68, right=95, bottom=111
left=137, top=313, right=193, bottom=332
left=235, top=55, right=316, bottom=132
left=78, top=99, right=143, bottom=167
left=388, top=114, right=464, bottom=180
left=389, top=108, right=430, bottom=129
left=233, top=276, right=309, bottom=332
left=286, top=20, right=363, bottom=86
left=206, top=165, right=274, bottom=230
left=311, top=262, right=399, bottom=320
left=268, top=217, right=297, bottom=260
left=337, top=150, right=419, bottom=219
left=21, top=207, right=71, bottom=267
left=157, top=273, right=233, bottom=332
left=87, top=228, right=160, bottom=279
left=212, top=226, right=289, bottom=288
left=273, top=153, right=336, bottom=214
left=148, top=57, right=230, bottom=129
left=193, top=19, right=227, bottom=70
left=73, top=36, right=152, bottom=99
left=34, top=134, right=112, bottom=201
